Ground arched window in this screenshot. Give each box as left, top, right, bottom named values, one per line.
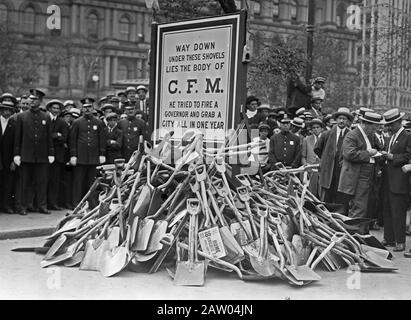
left=0, top=4, right=8, bottom=23
left=23, top=6, right=36, bottom=33
left=273, top=0, right=279, bottom=19
left=87, top=13, right=98, bottom=39
left=336, top=2, right=347, bottom=27
left=290, top=0, right=297, bottom=21
left=119, top=16, right=130, bottom=41
left=118, top=64, right=129, bottom=80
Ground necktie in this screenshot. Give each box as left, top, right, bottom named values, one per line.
left=336, top=129, right=344, bottom=157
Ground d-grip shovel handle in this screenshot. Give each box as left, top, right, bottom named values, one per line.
left=187, top=199, right=200, bottom=267
left=257, top=208, right=268, bottom=261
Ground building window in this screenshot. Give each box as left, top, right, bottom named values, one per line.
left=336, top=2, right=347, bottom=27
left=0, top=4, right=7, bottom=23
left=23, top=6, right=36, bottom=34
left=119, top=16, right=130, bottom=41
left=290, top=0, right=297, bottom=21
left=118, top=64, right=129, bottom=80
left=87, top=13, right=98, bottom=39
left=254, top=1, right=261, bottom=15
left=273, top=0, right=279, bottom=18
left=49, top=63, right=60, bottom=87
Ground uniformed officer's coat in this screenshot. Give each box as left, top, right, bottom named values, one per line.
left=105, top=125, right=123, bottom=164
left=70, top=115, right=106, bottom=165
left=14, top=109, right=54, bottom=163
left=50, top=116, right=69, bottom=163
left=117, top=116, right=149, bottom=161
left=268, top=131, right=301, bottom=169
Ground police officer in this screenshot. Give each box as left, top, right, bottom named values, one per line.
left=70, top=103, right=106, bottom=208
left=268, top=115, right=301, bottom=169
left=117, top=104, right=149, bottom=162
left=14, top=93, right=54, bottom=215
left=46, top=99, right=69, bottom=211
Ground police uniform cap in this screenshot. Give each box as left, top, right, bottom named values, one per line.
left=29, top=88, right=46, bottom=99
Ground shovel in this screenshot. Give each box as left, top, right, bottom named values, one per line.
left=100, top=224, right=134, bottom=277
left=237, top=186, right=259, bottom=239
left=174, top=199, right=205, bottom=286
left=275, top=217, right=321, bottom=282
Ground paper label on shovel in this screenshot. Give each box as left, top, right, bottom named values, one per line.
left=198, top=226, right=227, bottom=259
left=230, top=220, right=252, bottom=246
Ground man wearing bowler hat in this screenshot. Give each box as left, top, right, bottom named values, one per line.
left=70, top=102, right=107, bottom=209
left=46, top=99, right=69, bottom=211
left=0, top=101, right=17, bottom=213
left=380, top=109, right=411, bottom=253
left=314, top=107, right=353, bottom=212
left=14, top=93, right=55, bottom=215
left=338, top=111, right=383, bottom=234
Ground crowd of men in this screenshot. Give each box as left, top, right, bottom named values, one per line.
left=1, top=77, right=411, bottom=257
left=0, top=86, right=149, bottom=217
left=246, top=77, right=411, bottom=257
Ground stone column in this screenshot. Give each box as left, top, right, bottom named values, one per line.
left=113, top=10, right=119, bottom=39
left=136, top=12, right=144, bottom=41
left=143, top=12, right=151, bottom=43
left=104, top=56, right=111, bottom=86
left=137, top=59, right=143, bottom=78
left=297, top=0, right=308, bottom=23
left=323, top=0, right=337, bottom=28
left=79, top=4, right=85, bottom=35
left=130, top=19, right=136, bottom=42
left=279, top=0, right=291, bottom=24
left=71, top=4, right=78, bottom=34
left=260, top=0, right=273, bottom=22
left=112, top=56, right=118, bottom=82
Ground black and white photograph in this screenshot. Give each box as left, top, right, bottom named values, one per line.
left=1, top=0, right=411, bottom=304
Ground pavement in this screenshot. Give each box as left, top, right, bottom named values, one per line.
left=1, top=213, right=411, bottom=299
left=0, top=210, right=67, bottom=240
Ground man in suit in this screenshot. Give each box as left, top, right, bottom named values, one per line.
left=14, top=93, right=55, bottom=215
left=46, top=99, right=69, bottom=211
left=136, top=85, right=149, bottom=122
left=70, top=103, right=106, bottom=208
left=0, top=101, right=17, bottom=214
left=314, top=107, right=353, bottom=212
left=118, top=105, right=150, bottom=162
left=338, top=112, right=383, bottom=234
left=268, top=116, right=301, bottom=169
left=380, top=109, right=411, bottom=253
left=302, top=118, right=323, bottom=198
left=105, top=112, right=123, bottom=164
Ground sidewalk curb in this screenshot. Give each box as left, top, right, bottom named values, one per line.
left=0, top=227, right=54, bottom=240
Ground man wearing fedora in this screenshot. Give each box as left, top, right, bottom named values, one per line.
left=381, top=109, right=411, bottom=253
left=338, top=111, right=383, bottom=234
left=14, top=93, right=55, bottom=215
left=46, top=99, right=69, bottom=211
left=314, top=107, right=352, bottom=211
left=268, top=115, right=301, bottom=169
left=0, top=101, right=17, bottom=214
left=302, top=118, right=323, bottom=197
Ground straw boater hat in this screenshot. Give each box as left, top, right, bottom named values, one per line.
left=314, top=77, right=326, bottom=83
left=106, top=112, right=118, bottom=120
left=382, top=108, right=405, bottom=124
left=69, top=107, right=81, bottom=118
left=296, top=107, right=306, bottom=116
left=258, top=123, right=270, bottom=130
left=136, top=85, right=148, bottom=93
left=0, top=93, right=17, bottom=104
left=45, top=99, right=64, bottom=110
left=355, top=107, right=374, bottom=117
left=333, top=107, right=354, bottom=121
left=291, top=117, right=304, bottom=128
left=304, top=112, right=314, bottom=120
left=101, top=103, right=114, bottom=112
left=126, top=86, right=137, bottom=93
left=359, top=111, right=383, bottom=124
left=257, top=104, right=271, bottom=111
left=310, top=118, right=324, bottom=127
left=64, top=100, right=77, bottom=108
left=0, top=100, right=16, bottom=111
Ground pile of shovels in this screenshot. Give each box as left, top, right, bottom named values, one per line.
left=13, top=131, right=398, bottom=286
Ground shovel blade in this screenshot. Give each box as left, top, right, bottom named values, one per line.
left=134, top=219, right=155, bottom=251
left=219, top=226, right=244, bottom=265
left=107, top=227, right=121, bottom=249
left=43, top=234, right=68, bottom=260
left=64, top=251, right=85, bottom=267
left=174, top=261, right=205, bottom=286
left=80, top=239, right=110, bottom=271
left=145, top=221, right=168, bottom=254
left=364, top=251, right=397, bottom=269
left=286, top=265, right=321, bottom=281
left=40, top=249, right=74, bottom=268
left=132, top=186, right=152, bottom=218
left=250, top=257, right=277, bottom=277
left=100, top=247, right=129, bottom=277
